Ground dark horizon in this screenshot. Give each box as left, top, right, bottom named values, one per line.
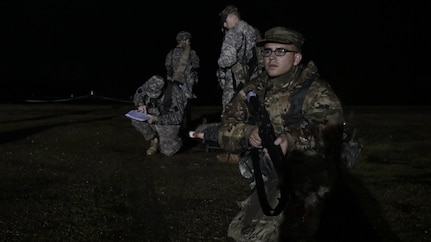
left=1, top=1, right=429, bottom=106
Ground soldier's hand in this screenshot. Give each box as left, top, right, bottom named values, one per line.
left=137, top=104, right=147, bottom=113
left=249, top=126, right=262, bottom=148
left=274, top=134, right=289, bottom=155
left=147, top=114, right=158, bottom=124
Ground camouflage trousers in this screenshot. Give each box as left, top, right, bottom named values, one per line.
left=131, top=120, right=182, bottom=156
left=221, top=73, right=235, bottom=115
left=228, top=177, right=328, bottom=242
left=228, top=179, right=283, bottom=242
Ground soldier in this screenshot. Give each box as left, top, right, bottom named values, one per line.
left=215, top=5, right=259, bottom=163
left=218, top=27, right=345, bottom=241
left=165, top=31, right=200, bottom=101
left=165, top=31, right=200, bottom=129
left=130, top=75, right=187, bottom=156
left=216, top=5, right=257, bottom=117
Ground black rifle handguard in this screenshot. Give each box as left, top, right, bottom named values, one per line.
left=247, top=91, right=291, bottom=216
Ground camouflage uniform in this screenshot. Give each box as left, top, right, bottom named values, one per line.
left=218, top=27, right=345, bottom=241
left=251, top=27, right=264, bottom=80
left=217, top=5, right=257, bottom=115
left=165, top=31, right=200, bottom=100
left=131, top=75, right=187, bottom=156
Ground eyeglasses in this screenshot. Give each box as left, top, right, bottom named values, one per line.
left=262, top=48, right=297, bottom=57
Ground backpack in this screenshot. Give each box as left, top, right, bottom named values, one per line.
left=287, top=78, right=363, bottom=169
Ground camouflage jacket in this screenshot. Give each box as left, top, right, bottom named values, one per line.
left=217, top=20, right=256, bottom=69
left=165, top=45, right=200, bottom=99
left=132, top=82, right=187, bottom=125
left=218, top=60, right=344, bottom=155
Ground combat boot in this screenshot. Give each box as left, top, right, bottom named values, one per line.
left=146, top=137, right=159, bottom=155
left=216, top=153, right=240, bottom=163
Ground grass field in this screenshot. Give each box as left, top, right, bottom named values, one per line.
left=0, top=103, right=430, bottom=241
left=342, top=106, right=431, bottom=242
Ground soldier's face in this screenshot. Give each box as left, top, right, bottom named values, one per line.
left=263, top=43, right=302, bottom=77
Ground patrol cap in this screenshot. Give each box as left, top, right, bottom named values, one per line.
left=219, top=5, right=238, bottom=23
left=176, top=31, right=192, bottom=42
left=256, top=26, right=305, bottom=50
left=144, top=75, right=165, bottom=98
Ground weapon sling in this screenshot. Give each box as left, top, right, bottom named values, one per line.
left=248, top=78, right=314, bottom=216
left=251, top=148, right=288, bottom=216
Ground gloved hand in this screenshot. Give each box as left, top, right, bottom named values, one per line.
left=218, top=78, right=226, bottom=89
left=216, top=68, right=226, bottom=79
left=216, top=68, right=226, bottom=89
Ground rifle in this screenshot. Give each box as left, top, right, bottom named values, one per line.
left=247, top=91, right=292, bottom=216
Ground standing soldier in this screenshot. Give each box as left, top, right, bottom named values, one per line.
left=165, top=31, right=200, bottom=129
left=215, top=5, right=258, bottom=163
left=216, top=5, right=257, bottom=117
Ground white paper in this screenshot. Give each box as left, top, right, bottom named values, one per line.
left=125, top=110, right=150, bottom=122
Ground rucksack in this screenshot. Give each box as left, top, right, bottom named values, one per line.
left=287, top=78, right=363, bottom=169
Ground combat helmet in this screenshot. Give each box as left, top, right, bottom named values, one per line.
left=144, top=75, right=165, bottom=98
left=176, top=31, right=192, bottom=42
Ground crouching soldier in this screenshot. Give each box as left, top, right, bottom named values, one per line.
left=130, top=75, right=187, bottom=156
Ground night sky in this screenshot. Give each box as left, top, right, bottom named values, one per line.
left=2, top=1, right=429, bottom=106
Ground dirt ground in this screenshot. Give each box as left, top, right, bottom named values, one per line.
left=0, top=103, right=430, bottom=242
